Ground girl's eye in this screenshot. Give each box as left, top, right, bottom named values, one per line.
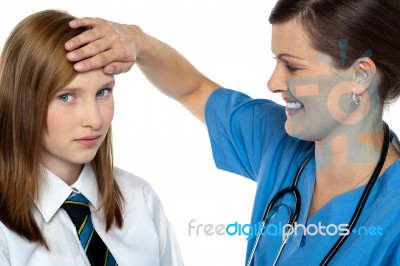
left=58, top=94, right=74, bottom=103
left=96, top=88, right=112, bottom=97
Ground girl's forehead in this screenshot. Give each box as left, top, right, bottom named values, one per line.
left=63, top=69, right=115, bottom=91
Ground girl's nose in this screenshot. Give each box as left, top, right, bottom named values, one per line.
left=81, top=101, right=103, bottom=129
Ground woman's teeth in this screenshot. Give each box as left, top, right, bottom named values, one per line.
left=286, top=101, right=303, bottom=109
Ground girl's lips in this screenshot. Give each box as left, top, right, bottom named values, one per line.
left=75, top=135, right=101, bottom=147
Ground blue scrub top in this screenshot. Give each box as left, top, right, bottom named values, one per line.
left=205, top=88, right=400, bottom=265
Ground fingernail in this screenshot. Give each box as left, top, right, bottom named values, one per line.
left=74, top=63, right=84, bottom=71
left=65, top=41, right=74, bottom=50
left=105, top=67, right=115, bottom=75
left=65, top=42, right=72, bottom=50
left=67, top=52, right=76, bottom=60
left=69, top=20, right=77, bottom=27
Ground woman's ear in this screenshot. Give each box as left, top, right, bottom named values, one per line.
left=352, top=57, right=377, bottom=93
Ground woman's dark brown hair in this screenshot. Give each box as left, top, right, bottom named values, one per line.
left=0, top=10, right=124, bottom=248
left=269, top=0, right=400, bottom=105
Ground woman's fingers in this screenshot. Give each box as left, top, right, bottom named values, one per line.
left=65, top=17, right=137, bottom=73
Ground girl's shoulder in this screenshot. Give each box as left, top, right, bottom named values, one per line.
left=112, top=166, right=160, bottom=204
left=113, top=166, right=151, bottom=192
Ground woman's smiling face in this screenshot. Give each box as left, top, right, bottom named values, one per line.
left=267, top=19, right=366, bottom=141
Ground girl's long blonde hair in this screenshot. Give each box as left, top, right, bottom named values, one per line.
left=0, top=10, right=124, bottom=248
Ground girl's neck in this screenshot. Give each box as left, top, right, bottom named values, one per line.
left=42, top=158, right=83, bottom=185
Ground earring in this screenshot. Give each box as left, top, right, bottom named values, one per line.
left=353, top=92, right=361, bottom=106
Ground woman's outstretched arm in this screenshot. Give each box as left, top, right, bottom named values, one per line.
left=66, top=18, right=220, bottom=122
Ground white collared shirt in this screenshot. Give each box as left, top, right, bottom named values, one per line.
left=0, top=164, right=184, bottom=266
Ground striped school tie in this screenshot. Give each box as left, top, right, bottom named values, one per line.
left=62, top=194, right=117, bottom=266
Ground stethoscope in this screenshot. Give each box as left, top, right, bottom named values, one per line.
left=246, top=123, right=390, bottom=266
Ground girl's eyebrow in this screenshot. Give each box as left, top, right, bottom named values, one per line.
left=61, top=81, right=116, bottom=92
left=98, top=81, right=116, bottom=89
left=58, top=87, right=83, bottom=93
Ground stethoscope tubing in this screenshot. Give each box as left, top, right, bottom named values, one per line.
left=246, top=123, right=390, bottom=266
left=320, top=123, right=389, bottom=265
left=246, top=151, right=313, bottom=266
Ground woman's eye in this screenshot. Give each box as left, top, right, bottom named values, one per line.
left=286, top=65, right=299, bottom=73
left=96, top=88, right=112, bottom=97
left=58, top=94, right=74, bottom=103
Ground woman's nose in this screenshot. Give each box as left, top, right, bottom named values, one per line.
left=267, top=68, right=287, bottom=93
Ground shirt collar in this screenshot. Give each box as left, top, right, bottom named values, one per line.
left=35, top=163, right=101, bottom=222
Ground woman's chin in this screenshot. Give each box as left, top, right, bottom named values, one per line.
left=284, top=120, right=318, bottom=142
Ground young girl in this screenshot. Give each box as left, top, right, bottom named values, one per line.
left=0, top=10, right=183, bottom=266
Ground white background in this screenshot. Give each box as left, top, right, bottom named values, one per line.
left=1, top=1, right=399, bottom=265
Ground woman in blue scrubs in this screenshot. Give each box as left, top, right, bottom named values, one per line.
left=65, top=0, right=400, bottom=264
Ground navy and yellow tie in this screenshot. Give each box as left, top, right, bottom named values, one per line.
left=62, top=194, right=117, bottom=266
